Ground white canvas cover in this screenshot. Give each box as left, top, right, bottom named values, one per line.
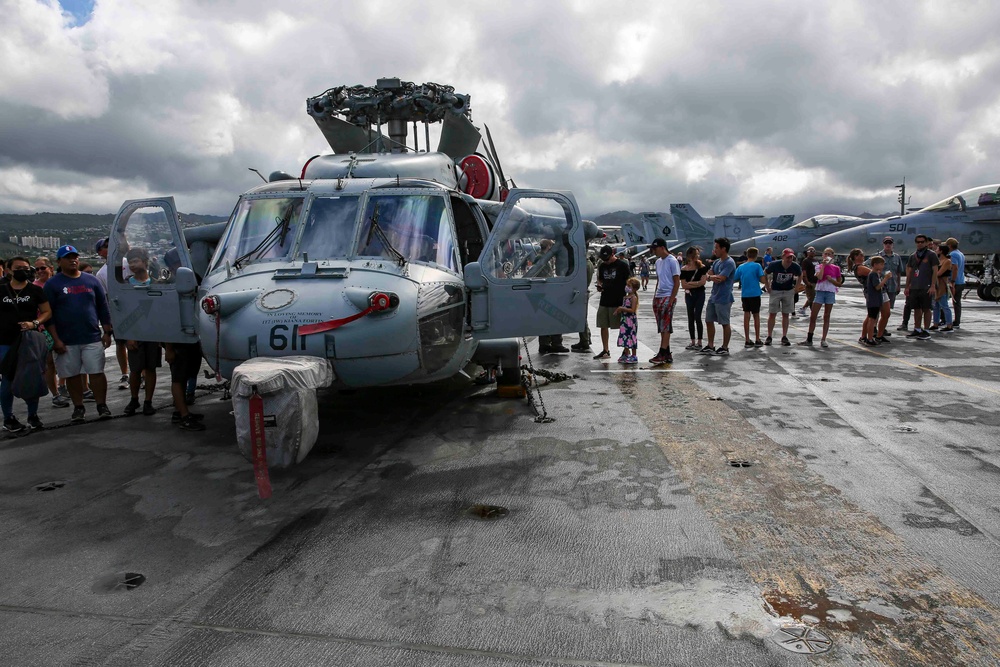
left=231, top=356, right=333, bottom=468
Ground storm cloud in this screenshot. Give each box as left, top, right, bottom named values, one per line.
left=1, top=0, right=999, bottom=219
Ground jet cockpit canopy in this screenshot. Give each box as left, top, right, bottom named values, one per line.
left=920, top=185, right=1000, bottom=214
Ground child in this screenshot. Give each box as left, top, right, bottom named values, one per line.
left=733, top=247, right=765, bottom=347
left=863, top=256, right=892, bottom=345
left=615, top=277, right=640, bottom=364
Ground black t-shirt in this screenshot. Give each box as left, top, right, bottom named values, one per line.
left=0, top=283, right=47, bottom=346
left=680, top=266, right=709, bottom=293
left=765, top=260, right=802, bottom=291
left=802, top=258, right=817, bottom=285
left=598, top=259, right=630, bottom=307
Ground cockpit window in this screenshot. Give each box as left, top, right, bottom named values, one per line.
left=790, top=217, right=817, bottom=229
left=298, top=196, right=360, bottom=259
left=921, top=185, right=1000, bottom=213
left=210, top=196, right=304, bottom=272
left=357, top=194, right=458, bottom=271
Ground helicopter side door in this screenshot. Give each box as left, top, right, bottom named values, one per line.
left=464, top=190, right=587, bottom=339
left=107, top=197, right=200, bottom=344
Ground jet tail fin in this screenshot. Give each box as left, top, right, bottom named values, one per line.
left=669, top=204, right=713, bottom=247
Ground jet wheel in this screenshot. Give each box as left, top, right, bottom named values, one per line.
left=988, top=283, right=1000, bottom=302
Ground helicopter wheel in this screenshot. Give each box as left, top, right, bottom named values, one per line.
left=987, top=283, right=1000, bottom=302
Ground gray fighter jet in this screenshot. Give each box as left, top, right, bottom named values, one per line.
left=812, top=184, right=1000, bottom=300
left=729, top=214, right=874, bottom=258
left=105, top=79, right=600, bottom=398
left=669, top=204, right=794, bottom=254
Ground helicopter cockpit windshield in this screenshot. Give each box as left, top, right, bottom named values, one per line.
left=211, top=195, right=305, bottom=271
left=357, top=194, right=458, bottom=271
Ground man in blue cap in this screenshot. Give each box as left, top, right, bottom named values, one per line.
left=43, top=245, right=114, bottom=423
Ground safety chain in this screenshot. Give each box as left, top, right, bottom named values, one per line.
left=519, top=338, right=554, bottom=423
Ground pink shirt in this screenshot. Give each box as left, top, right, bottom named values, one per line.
left=815, top=263, right=841, bottom=292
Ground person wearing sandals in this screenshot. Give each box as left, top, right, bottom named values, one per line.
left=680, top=247, right=709, bottom=351
left=801, top=247, right=843, bottom=347
left=930, top=244, right=954, bottom=333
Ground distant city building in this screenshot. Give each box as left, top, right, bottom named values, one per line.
left=20, top=235, right=62, bottom=249
left=8, top=236, right=16, bottom=244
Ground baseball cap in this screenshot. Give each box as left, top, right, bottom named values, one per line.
left=648, top=238, right=668, bottom=250
left=56, top=245, right=80, bottom=259
left=95, top=238, right=109, bottom=252
left=882, top=236, right=894, bottom=243
left=599, top=245, right=614, bottom=260
left=782, top=248, right=795, bottom=257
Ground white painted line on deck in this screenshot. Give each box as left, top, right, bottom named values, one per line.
left=590, top=368, right=704, bottom=373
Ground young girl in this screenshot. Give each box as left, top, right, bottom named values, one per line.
left=638, top=258, right=650, bottom=291
left=803, top=247, right=843, bottom=347
left=616, top=277, right=640, bottom=364
left=931, top=244, right=954, bottom=332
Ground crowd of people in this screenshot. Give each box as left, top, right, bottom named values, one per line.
left=561, top=233, right=968, bottom=363
left=0, top=241, right=206, bottom=434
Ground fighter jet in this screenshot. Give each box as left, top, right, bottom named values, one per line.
left=730, top=214, right=874, bottom=258
left=106, top=79, right=600, bottom=403
left=811, top=184, right=1000, bottom=300
left=669, top=204, right=794, bottom=253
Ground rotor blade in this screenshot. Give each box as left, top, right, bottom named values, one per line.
left=437, top=113, right=482, bottom=159
left=312, top=115, right=375, bottom=154
left=484, top=124, right=508, bottom=190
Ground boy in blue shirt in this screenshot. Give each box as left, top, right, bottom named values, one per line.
left=733, top=248, right=765, bottom=347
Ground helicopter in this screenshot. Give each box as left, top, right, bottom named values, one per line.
left=105, top=79, right=601, bottom=401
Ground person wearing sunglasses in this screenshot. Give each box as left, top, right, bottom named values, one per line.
left=874, top=237, right=905, bottom=332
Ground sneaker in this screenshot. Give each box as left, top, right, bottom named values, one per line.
left=798, top=338, right=813, bottom=346
left=663, top=353, right=673, bottom=363
left=906, top=330, right=921, bottom=338
left=624, top=355, right=638, bottom=365
left=882, top=331, right=892, bottom=337
left=172, top=411, right=204, bottom=424
left=820, top=339, right=829, bottom=348
left=876, top=335, right=891, bottom=344
left=185, top=392, right=196, bottom=405
left=698, top=345, right=715, bottom=355
left=27, top=415, right=43, bottom=430
left=3, top=416, right=26, bottom=433
left=685, top=343, right=699, bottom=350
left=52, top=395, right=70, bottom=408
left=941, top=327, right=954, bottom=333
left=82, top=389, right=95, bottom=401
left=142, top=401, right=156, bottom=416
left=117, top=374, right=130, bottom=390
left=928, top=324, right=939, bottom=331
left=896, top=325, right=909, bottom=331
left=917, top=330, right=931, bottom=340
left=593, top=350, right=611, bottom=360
left=71, top=406, right=86, bottom=423
left=549, top=344, right=570, bottom=353
left=764, top=336, right=772, bottom=346
left=617, top=354, right=628, bottom=363
left=715, top=347, right=729, bottom=356
left=781, top=336, right=791, bottom=346
left=124, top=399, right=140, bottom=416
left=754, top=339, right=765, bottom=347
left=649, top=354, right=666, bottom=364
left=864, top=338, right=879, bottom=346
left=570, top=343, right=591, bottom=353
left=178, top=415, right=206, bottom=431
left=744, top=340, right=755, bottom=348
left=97, top=404, right=112, bottom=420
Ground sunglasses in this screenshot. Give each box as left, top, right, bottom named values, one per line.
left=883, top=240, right=893, bottom=244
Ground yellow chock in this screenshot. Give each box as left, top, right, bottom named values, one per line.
left=497, top=384, right=527, bottom=399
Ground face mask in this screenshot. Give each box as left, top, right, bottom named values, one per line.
left=625, top=287, right=633, bottom=294
left=12, top=269, right=32, bottom=282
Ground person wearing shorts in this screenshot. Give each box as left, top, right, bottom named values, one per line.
left=648, top=238, right=680, bottom=364
left=904, top=235, right=938, bottom=339
left=733, top=247, right=765, bottom=347
left=802, top=247, right=843, bottom=347
left=43, top=245, right=113, bottom=423
left=124, top=342, right=161, bottom=416
left=165, top=342, right=205, bottom=430
left=763, top=248, right=802, bottom=346
left=800, top=247, right=817, bottom=315
left=593, top=245, right=630, bottom=360
left=702, top=238, right=737, bottom=356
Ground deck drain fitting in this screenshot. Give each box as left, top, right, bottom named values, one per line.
left=819, top=378, right=839, bottom=382
left=728, top=459, right=754, bottom=468
left=707, top=396, right=723, bottom=401
left=34, top=480, right=67, bottom=492
left=469, top=504, right=509, bottom=520
left=895, top=426, right=918, bottom=433
left=92, top=572, right=146, bottom=594
left=771, top=625, right=833, bottom=654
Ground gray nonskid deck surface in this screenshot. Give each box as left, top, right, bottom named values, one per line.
left=1, top=287, right=999, bottom=665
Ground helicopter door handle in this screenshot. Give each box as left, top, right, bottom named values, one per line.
left=570, top=289, right=580, bottom=303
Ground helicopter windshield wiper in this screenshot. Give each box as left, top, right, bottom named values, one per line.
left=365, top=204, right=407, bottom=266
left=233, top=202, right=298, bottom=269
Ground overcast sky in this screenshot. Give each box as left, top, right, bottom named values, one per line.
left=2, top=0, right=999, bottom=220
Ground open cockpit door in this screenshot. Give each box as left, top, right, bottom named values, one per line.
left=464, top=190, right=587, bottom=339
left=108, top=197, right=200, bottom=344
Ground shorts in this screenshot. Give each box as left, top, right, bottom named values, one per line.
left=652, top=297, right=674, bottom=334
left=814, top=290, right=836, bottom=305
left=906, top=288, right=932, bottom=310
left=596, top=305, right=622, bottom=329
left=768, top=290, right=795, bottom=314
left=866, top=306, right=881, bottom=319
left=128, top=341, right=162, bottom=372
left=169, top=342, right=203, bottom=384
left=741, top=296, right=761, bottom=314
left=55, top=341, right=106, bottom=378
left=805, top=284, right=816, bottom=301
left=705, top=301, right=732, bottom=325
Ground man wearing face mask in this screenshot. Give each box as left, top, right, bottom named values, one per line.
left=0, top=257, right=52, bottom=432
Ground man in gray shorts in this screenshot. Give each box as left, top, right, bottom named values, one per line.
left=701, top=237, right=736, bottom=356
left=764, top=248, right=802, bottom=346
left=592, top=245, right=630, bottom=359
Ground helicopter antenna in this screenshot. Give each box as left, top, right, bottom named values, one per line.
left=484, top=125, right=510, bottom=197
left=248, top=168, right=267, bottom=183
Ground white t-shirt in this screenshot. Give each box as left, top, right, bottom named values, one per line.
left=654, top=255, right=681, bottom=298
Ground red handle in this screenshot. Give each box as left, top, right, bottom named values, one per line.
left=298, top=293, right=392, bottom=336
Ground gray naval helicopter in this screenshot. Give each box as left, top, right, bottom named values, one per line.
left=105, top=79, right=600, bottom=399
